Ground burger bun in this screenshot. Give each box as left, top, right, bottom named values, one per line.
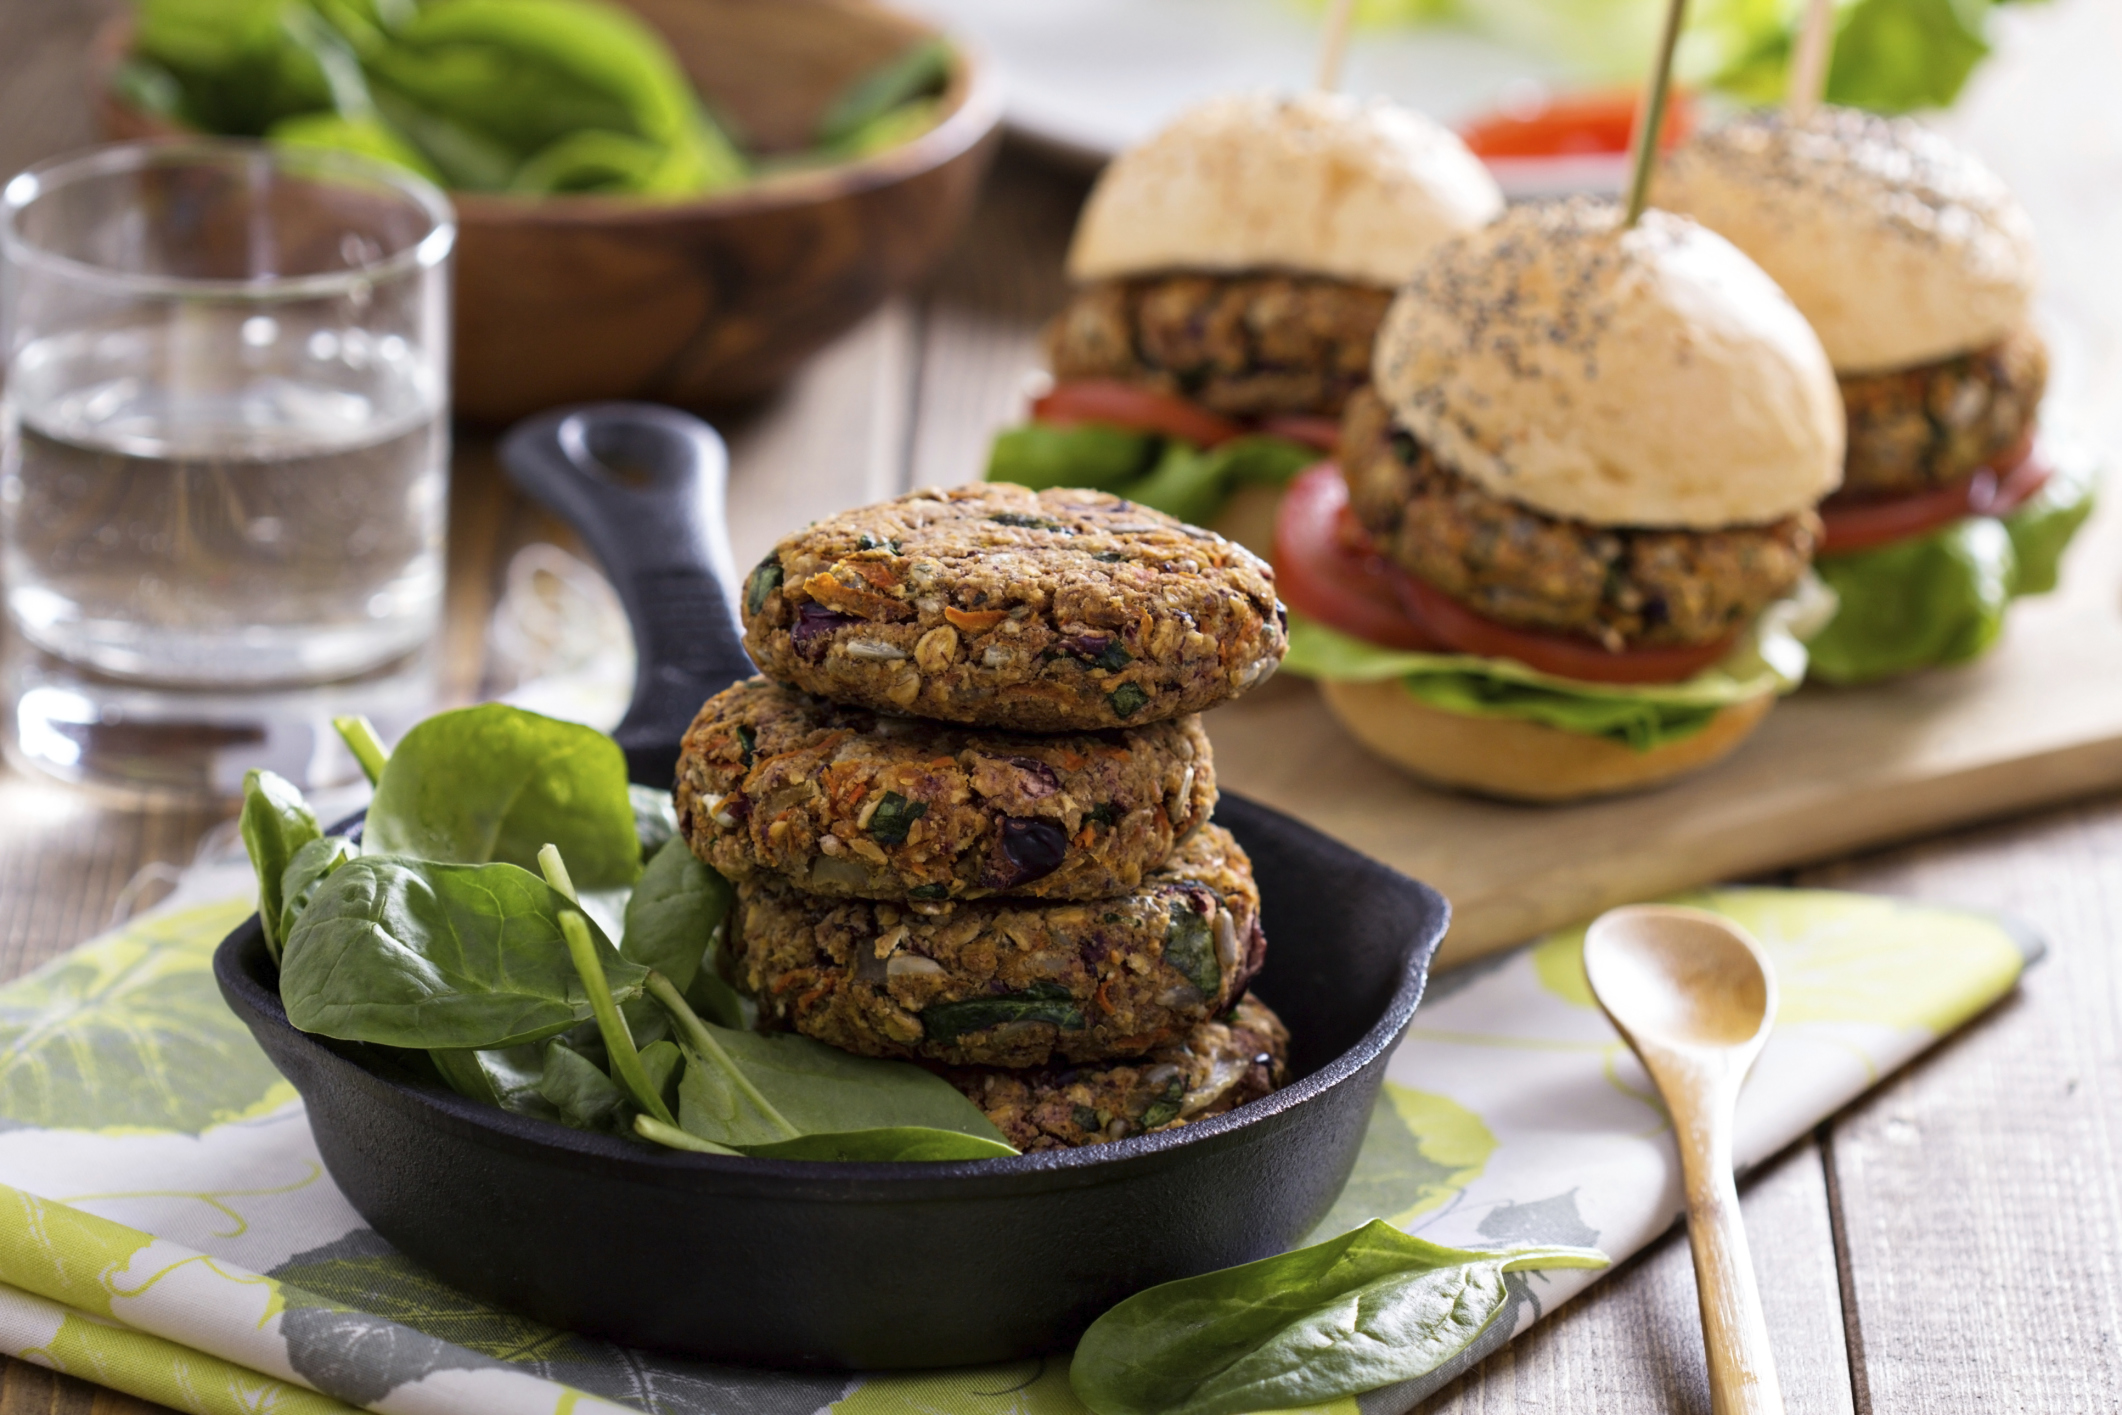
left=1654, top=107, right=2039, bottom=375
left=1067, top=91, right=1503, bottom=288
left=1372, top=198, right=1844, bottom=529
left=1318, top=678, right=1774, bottom=802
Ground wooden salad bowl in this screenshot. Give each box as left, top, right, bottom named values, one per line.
left=213, top=403, right=1449, bottom=1367
left=90, top=0, right=1005, bottom=423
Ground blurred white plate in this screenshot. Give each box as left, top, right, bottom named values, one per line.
left=898, top=0, right=1575, bottom=168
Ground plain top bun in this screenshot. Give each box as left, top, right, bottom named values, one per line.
left=1066, top=91, right=1504, bottom=287
left=1373, top=199, right=1844, bottom=530
left=1654, top=107, right=2039, bottom=375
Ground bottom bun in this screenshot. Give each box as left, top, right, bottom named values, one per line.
left=1317, top=679, right=1775, bottom=803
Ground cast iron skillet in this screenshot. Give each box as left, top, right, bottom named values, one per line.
left=214, top=403, right=1449, bottom=1370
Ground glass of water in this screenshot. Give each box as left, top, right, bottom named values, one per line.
left=1, top=140, right=453, bottom=795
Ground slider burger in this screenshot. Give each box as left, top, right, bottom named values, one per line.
left=1278, top=198, right=1843, bottom=801
left=1656, top=107, right=2093, bottom=683
left=987, top=91, right=1503, bottom=554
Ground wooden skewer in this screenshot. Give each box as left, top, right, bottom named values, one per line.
left=1623, top=0, right=1690, bottom=228
left=1787, top=0, right=1836, bottom=116
left=1314, top=0, right=1359, bottom=92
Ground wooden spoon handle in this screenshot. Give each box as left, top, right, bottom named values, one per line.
left=1677, top=1106, right=1786, bottom=1415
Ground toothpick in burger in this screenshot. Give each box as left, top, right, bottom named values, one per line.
left=1276, top=198, right=1844, bottom=801
left=987, top=91, right=1503, bottom=556
left=1655, top=107, right=2094, bottom=684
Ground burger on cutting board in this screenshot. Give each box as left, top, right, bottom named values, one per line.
left=1277, top=198, right=1845, bottom=801
left=1656, top=107, right=2095, bottom=684
left=986, top=91, right=1503, bottom=556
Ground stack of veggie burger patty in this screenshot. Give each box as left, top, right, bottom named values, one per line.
left=1656, top=106, right=2094, bottom=683
left=676, top=483, right=1293, bottom=1150
left=986, top=91, right=1503, bottom=553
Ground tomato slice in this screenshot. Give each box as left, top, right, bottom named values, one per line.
left=1033, top=380, right=1244, bottom=448
left=1458, top=87, right=1695, bottom=160
left=1819, top=436, right=2046, bottom=555
left=1272, top=463, right=1445, bottom=651
left=1818, top=478, right=1981, bottom=555
left=1389, top=564, right=1740, bottom=685
left=1258, top=414, right=1344, bottom=453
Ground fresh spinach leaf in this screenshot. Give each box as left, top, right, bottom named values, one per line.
left=654, top=975, right=1007, bottom=1152
left=555, top=905, right=673, bottom=1126
left=280, top=857, right=646, bottom=1050
left=433, top=1043, right=555, bottom=1121
left=621, top=835, right=733, bottom=993
left=741, top=1127, right=1018, bottom=1162
left=537, top=1040, right=627, bottom=1131
left=240, top=769, right=320, bottom=964
left=363, top=703, right=641, bottom=889
left=1070, top=1220, right=1606, bottom=1415
left=638, top=1037, right=684, bottom=1117
left=278, top=836, right=355, bottom=946
left=635, top=1115, right=738, bottom=1154
left=332, top=714, right=391, bottom=785
left=922, top=983, right=1084, bottom=1042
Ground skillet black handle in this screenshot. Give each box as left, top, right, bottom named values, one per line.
left=499, top=403, right=755, bottom=788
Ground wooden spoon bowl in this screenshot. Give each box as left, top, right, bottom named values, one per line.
left=89, top=0, right=1004, bottom=424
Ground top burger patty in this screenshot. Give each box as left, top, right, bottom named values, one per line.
left=1839, top=323, right=2047, bottom=499
left=1342, top=389, right=1818, bottom=651
left=1046, top=272, right=1393, bottom=420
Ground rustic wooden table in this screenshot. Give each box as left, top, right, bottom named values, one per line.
left=3, top=1, right=2119, bottom=1410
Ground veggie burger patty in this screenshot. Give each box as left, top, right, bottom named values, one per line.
left=737, top=823, right=1265, bottom=1068
left=675, top=676, right=1215, bottom=903
left=942, top=993, right=1289, bottom=1151
left=741, top=483, right=1287, bottom=732
left=1838, top=323, right=2047, bottom=499
left=1341, top=387, right=1819, bottom=650
left=1046, top=272, right=1394, bottom=420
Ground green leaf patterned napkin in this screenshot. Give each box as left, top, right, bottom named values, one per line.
left=0, top=854, right=2033, bottom=1415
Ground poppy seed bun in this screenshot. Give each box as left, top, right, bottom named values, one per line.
left=1373, top=199, right=1844, bottom=530
left=1319, top=678, right=1773, bottom=802
left=1654, top=107, right=2039, bottom=375
left=1066, top=92, right=1503, bottom=287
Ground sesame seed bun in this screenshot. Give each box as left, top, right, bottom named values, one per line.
left=1372, top=198, right=1845, bottom=530
left=1318, top=677, right=1774, bottom=802
left=1654, top=107, right=2040, bottom=375
left=1066, top=91, right=1503, bottom=288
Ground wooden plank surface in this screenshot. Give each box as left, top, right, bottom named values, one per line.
left=2, top=0, right=2119, bottom=1411
left=1423, top=1138, right=1855, bottom=1415
left=1797, top=805, right=2122, bottom=1410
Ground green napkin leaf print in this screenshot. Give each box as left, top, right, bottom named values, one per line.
left=0, top=901, right=289, bottom=1134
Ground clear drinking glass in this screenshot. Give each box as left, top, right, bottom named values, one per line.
left=0, top=140, right=454, bottom=795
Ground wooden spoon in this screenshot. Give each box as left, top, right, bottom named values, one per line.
left=1584, top=904, right=1785, bottom=1415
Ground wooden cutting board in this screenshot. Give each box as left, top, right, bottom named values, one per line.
left=1209, top=481, right=2122, bottom=968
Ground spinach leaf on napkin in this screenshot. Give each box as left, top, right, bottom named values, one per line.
left=1071, top=1219, right=1606, bottom=1415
